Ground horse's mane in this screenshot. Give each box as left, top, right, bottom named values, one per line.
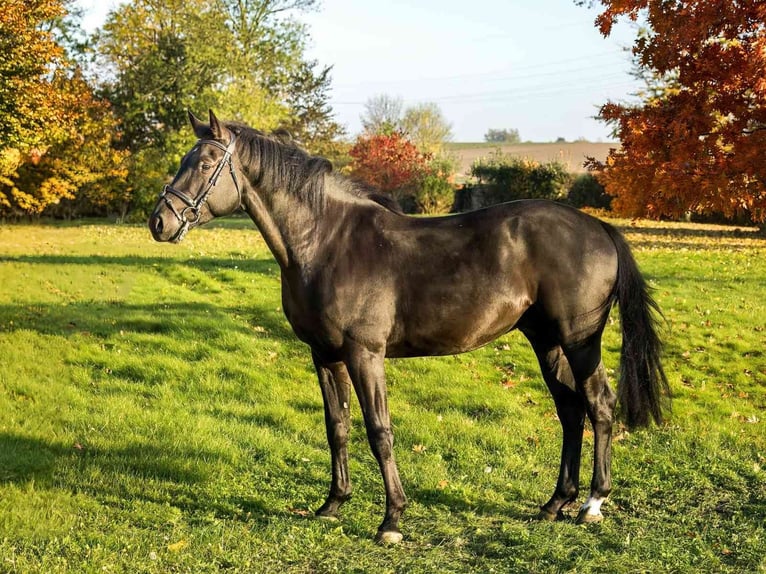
left=228, top=122, right=402, bottom=214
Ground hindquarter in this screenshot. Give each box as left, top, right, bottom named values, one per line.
left=516, top=203, right=619, bottom=345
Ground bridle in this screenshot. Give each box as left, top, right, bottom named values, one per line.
left=159, top=134, right=241, bottom=242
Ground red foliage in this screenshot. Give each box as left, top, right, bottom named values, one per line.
left=586, top=0, right=766, bottom=223
left=348, top=132, right=432, bottom=194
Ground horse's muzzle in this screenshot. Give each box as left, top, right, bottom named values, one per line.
left=149, top=212, right=171, bottom=242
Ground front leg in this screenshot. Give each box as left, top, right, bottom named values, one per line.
left=343, top=341, right=407, bottom=544
left=313, top=351, right=352, bottom=519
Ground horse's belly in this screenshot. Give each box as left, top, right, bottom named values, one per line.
left=386, top=298, right=528, bottom=358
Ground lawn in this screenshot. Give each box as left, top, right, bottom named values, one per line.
left=0, top=217, right=764, bottom=573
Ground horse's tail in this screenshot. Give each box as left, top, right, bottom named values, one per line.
left=601, top=221, right=670, bottom=428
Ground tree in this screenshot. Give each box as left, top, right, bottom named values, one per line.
left=361, top=94, right=404, bottom=135
left=280, top=62, right=347, bottom=160
left=96, top=0, right=235, bottom=152
left=349, top=132, right=428, bottom=195
left=95, top=0, right=343, bottom=216
left=484, top=128, right=521, bottom=144
left=582, top=0, right=766, bottom=223
left=401, top=102, right=452, bottom=155
left=0, top=0, right=127, bottom=217
left=0, top=0, right=70, bottom=180
left=361, top=96, right=452, bottom=156
left=349, top=131, right=454, bottom=214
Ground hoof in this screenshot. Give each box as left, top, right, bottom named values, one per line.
left=375, top=530, right=403, bottom=545
left=315, top=513, right=339, bottom=523
left=536, top=508, right=564, bottom=522
left=575, top=508, right=603, bottom=524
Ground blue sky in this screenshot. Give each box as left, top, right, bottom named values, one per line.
left=77, top=0, right=642, bottom=142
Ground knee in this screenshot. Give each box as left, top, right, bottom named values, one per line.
left=590, top=384, right=617, bottom=426
left=367, top=425, right=394, bottom=459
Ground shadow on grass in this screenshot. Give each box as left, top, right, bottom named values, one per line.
left=0, top=432, right=278, bottom=523
left=0, top=253, right=279, bottom=275
left=615, top=223, right=766, bottom=251
left=615, top=223, right=761, bottom=240
left=0, top=299, right=295, bottom=344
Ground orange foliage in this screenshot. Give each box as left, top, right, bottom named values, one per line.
left=349, top=132, right=432, bottom=194
left=0, top=0, right=128, bottom=216
left=0, top=0, right=70, bottom=152
left=586, top=0, right=766, bottom=223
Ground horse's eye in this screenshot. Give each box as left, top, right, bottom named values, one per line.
left=200, top=163, right=212, bottom=172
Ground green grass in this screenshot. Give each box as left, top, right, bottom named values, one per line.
left=0, top=217, right=764, bottom=573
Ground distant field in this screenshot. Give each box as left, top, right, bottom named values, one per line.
left=446, top=141, right=617, bottom=177
left=0, top=219, right=764, bottom=573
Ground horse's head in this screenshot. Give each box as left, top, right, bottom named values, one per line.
left=149, top=110, right=243, bottom=242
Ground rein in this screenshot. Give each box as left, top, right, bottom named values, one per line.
left=159, top=134, right=241, bottom=242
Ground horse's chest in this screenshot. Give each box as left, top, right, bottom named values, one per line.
left=281, top=281, right=344, bottom=351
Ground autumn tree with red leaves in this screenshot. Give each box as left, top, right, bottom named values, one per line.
left=583, top=0, right=766, bottom=224
left=349, top=131, right=431, bottom=195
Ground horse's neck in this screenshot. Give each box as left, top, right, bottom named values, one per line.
left=241, top=183, right=326, bottom=272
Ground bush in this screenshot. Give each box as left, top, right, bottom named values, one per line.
left=567, top=173, right=612, bottom=210
left=468, top=153, right=571, bottom=205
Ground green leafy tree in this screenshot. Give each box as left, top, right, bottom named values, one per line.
left=401, top=102, right=453, bottom=155
left=96, top=0, right=232, bottom=152
left=95, top=0, right=342, bottom=217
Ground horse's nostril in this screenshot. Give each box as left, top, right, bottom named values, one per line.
left=154, top=217, right=163, bottom=234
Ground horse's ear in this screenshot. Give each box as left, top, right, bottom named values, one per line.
left=208, top=109, right=225, bottom=140
left=272, top=128, right=293, bottom=144
left=188, top=110, right=208, bottom=139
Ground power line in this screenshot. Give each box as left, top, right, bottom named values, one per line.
left=330, top=73, right=637, bottom=106
left=331, top=51, right=632, bottom=88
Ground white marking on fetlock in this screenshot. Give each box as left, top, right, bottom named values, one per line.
left=580, top=495, right=605, bottom=517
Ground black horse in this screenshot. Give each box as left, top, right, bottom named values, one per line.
left=149, top=110, right=668, bottom=544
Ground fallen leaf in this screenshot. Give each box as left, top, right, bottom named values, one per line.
left=167, top=540, right=188, bottom=552
left=289, top=508, right=312, bottom=517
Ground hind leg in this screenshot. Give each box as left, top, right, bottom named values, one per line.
left=525, top=332, right=586, bottom=520
left=563, top=341, right=617, bottom=524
